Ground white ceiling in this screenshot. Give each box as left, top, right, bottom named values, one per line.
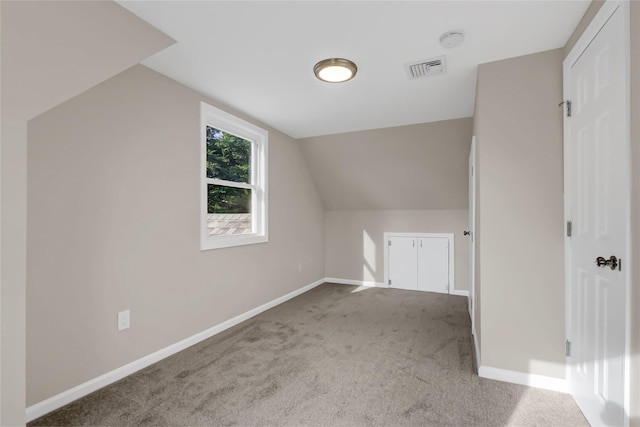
left=117, top=1, right=590, bottom=138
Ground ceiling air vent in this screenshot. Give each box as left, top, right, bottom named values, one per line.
left=404, top=56, right=446, bottom=80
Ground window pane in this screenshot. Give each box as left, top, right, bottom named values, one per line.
left=207, top=184, right=252, bottom=236
left=206, top=126, right=251, bottom=183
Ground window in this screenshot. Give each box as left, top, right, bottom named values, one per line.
left=200, top=102, right=268, bottom=250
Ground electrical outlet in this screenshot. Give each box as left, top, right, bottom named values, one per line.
left=118, top=310, right=130, bottom=331
left=298, top=262, right=303, bottom=272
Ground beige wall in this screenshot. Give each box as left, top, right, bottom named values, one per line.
left=26, top=65, right=325, bottom=405
left=564, top=2, right=640, bottom=422
left=474, top=49, right=565, bottom=378
left=1, top=1, right=173, bottom=423
left=630, top=2, right=640, bottom=423
left=325, top=210, right=469, bottom=292
left=631, top=3, right=640, bottom=423
left=299, top=118, right=472, bottom=211
left=302, top=119, right=472, bottom=295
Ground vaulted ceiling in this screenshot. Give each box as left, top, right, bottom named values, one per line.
left=300, top=118, right=473, bottom=211
left=117, top=1, right=590, bottom=138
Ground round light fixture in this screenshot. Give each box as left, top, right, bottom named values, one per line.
left=439, top=30, right=465, bottom=49
left=313, top=58, right=358, bottom=83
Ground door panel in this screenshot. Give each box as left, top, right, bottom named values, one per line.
left=417, top=237, right=449, bottom=293
left=566, top=4, right=628, bottom=426
left=388, top=236, right=418, bottom=291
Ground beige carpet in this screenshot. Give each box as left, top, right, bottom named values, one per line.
left=29, top=283, right=588, bottom=426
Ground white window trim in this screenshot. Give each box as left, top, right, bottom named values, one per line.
left=200, top=102, right=268, bottom=250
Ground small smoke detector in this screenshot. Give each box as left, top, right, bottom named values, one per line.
left=404, top=56, right=446, bottom=80
left=440, top=30, right=465, bottom=49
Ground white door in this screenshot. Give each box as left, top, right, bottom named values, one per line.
left=417, top=237, right=449, bottom=293
left=565, top=3, right=628, bottom=426
left=469, top=137, right=476, bottom=326
left=388, top=236, right=418, bottom=291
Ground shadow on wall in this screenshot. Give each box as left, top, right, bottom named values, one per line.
left=362, top=229, right=377, bottom=283
left=546, top=348, right=638, bottom=426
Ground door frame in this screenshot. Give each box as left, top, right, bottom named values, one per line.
left=563, top=1, right=631, bottom=425
left=469, top=136, right=477, bottom=332
left=383, top=232, right=456, bottom=294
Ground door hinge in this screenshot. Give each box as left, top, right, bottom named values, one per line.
left=388, top=279, right=392, bottom=285
left=566, top=339, right=571, bottom=357
left=388, top=240, right=392, bottom=246
left=560, top=100, right=572, bottom=117
left=566, top=220, right=572, bottom=237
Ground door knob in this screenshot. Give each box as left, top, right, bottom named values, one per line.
left=464, top=230, right=471, bottom=236
left=595, top=255, right=618, bottom=270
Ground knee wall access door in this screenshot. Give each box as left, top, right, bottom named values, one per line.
left=384, top=233, right=454, bottom=294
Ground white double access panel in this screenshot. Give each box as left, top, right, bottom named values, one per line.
left=386, top=234, right=451, bottom=294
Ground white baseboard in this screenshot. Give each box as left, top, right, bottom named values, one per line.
left=26, top=278, right=326, bottom=422
left=325, top=277, right=386, bottom=288
left=478, top=365, right=567, bottom=393
left=450, top=289, right=469, bottom=297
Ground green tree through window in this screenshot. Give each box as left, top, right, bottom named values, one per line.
left=206, top=126, right=252, bottom=214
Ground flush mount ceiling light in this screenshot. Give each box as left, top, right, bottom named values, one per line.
left=313, top=58, right=358, bottom=83
left=439, top=30, right=465, bottom=49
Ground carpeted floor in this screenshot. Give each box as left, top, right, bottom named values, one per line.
left=30, top=283, right=588, bottom=426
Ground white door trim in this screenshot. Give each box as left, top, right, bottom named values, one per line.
left=563, top=1, right=631, bottom=425
left=469, top=136, right=477, bottom=329
left=383, top=232, right=456, bottom=294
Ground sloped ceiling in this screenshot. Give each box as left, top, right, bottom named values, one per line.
left=299, top=118, right=473, bottom=211
left=2, top=0, right=175, bottom=121
left=110, top=0, right=590, bottom=213
left=1, top=2, right=174, bottom=422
